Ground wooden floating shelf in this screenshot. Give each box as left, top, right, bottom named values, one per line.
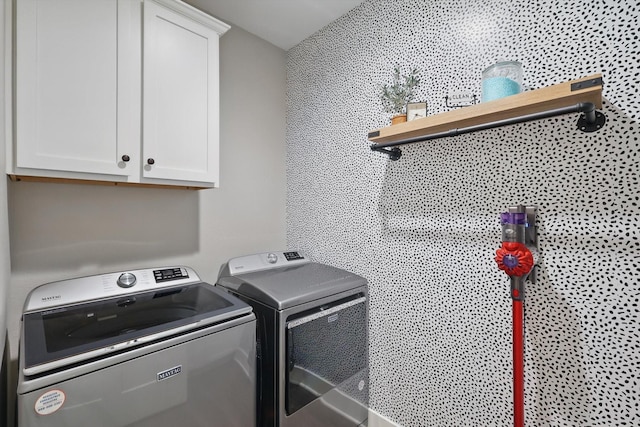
left=368, top=74, right=603, bottom=145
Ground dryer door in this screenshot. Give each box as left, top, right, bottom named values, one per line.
left=285, top=293, right=368, bottom=419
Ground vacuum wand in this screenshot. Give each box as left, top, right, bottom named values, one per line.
left=494, top=207, right=537, bottom=427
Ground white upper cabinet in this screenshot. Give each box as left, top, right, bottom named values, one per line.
left=15, top=0, right=138, bottom=178
left=11, top=0, right=229, bottom=188
left=142, top=0, right=225, bottom=184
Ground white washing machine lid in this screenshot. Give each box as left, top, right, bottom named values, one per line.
left=217, top=254, right=367, bottom=310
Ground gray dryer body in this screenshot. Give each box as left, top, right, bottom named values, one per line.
left=217, top=251, right=369, bottom=427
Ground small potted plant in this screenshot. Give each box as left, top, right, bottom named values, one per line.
left=379, top=66, right=421, bottom=125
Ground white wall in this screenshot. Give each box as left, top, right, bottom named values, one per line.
left=0, top=0, right=8, bottom=336
left=1, top=0, right=11, bottom=423
left=6, top=23, right=287, bottom=359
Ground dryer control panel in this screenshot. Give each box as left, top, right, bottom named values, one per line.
left=223, top=251, right=309, bottom=276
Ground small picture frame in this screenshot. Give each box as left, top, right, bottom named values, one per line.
left=406, top=102, right=427, bottom=121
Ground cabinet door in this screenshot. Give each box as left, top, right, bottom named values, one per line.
left=15, top=0, right=139, bottom=177
left=143, top=0, right=221, bottom=185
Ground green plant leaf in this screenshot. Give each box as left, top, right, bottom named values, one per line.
left=379, top=66, right=421, bottom=114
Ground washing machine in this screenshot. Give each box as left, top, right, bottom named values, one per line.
left=217, top=251, right=369, bottom=427
left=17, top=266, right=256, bottom=427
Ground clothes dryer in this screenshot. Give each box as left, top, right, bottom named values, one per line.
left=217, top=251, right=368, bottom=427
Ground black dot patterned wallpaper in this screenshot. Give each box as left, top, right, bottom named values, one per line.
left=286, top=0, right=639, bottom=425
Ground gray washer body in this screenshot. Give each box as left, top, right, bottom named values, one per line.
left=17, top=268, right=256, bottom=427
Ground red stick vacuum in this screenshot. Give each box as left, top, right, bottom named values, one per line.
left=495, top=212, right=535, bottom=427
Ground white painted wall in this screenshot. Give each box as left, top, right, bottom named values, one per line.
left=6, top=24, right=287, bottom=359
left=0, top=0, right=8, bottom=337
left=1, top=0, right=12, bottom=423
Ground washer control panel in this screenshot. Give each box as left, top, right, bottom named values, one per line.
left=225, top=251, right=308, bottom=275
left=154, top=267, right=189, bottom=282
left=24, top=266, right=200, bottom=312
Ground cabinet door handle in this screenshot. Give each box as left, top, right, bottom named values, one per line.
left=147, top=158, right=155, bottom=165
left=121, top=155, right=130, bottom=162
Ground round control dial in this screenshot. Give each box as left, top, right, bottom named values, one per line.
left=267, top=253, right=278, bottom=264
left=117, top=272, right=137, bottom=288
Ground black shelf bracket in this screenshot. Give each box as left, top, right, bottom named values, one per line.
left=370, top=102, right=606, bottom=160
left=372, top=147, right=402, bottom=161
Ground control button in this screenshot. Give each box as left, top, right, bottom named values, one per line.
left=117, top=272, right=137, bottom=288
left=267, top=253, right=278, bottom=264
